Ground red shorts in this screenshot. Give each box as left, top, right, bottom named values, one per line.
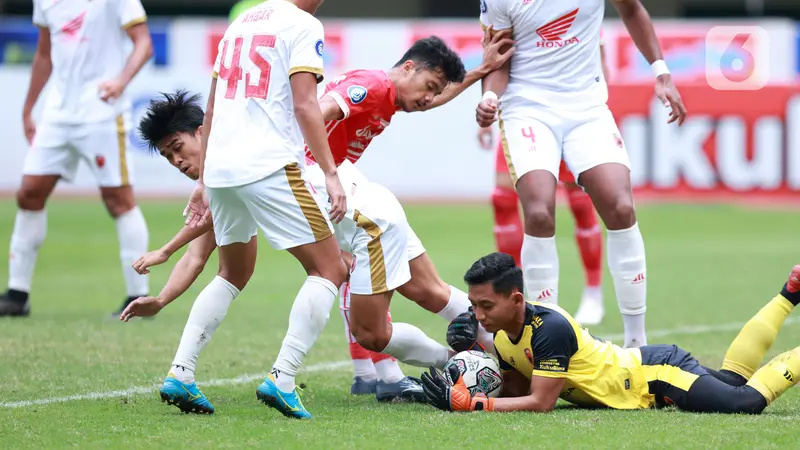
left=494, top=141, right=575, bottom=184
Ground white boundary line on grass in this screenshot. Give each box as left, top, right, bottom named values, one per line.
left=2, top=318, right=799, bottom=409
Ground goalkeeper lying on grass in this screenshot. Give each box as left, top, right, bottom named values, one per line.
left=423, top=252, right=800, bottom=414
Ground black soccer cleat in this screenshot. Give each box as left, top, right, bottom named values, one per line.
left=0, top=290, right=30, bottom=317
left=375, top=376, right=428, bottom=403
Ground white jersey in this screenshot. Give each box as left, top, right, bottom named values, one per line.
left=33, top=0, right=146, bottom=124
left=205, top=0, right=325, bottom=188
left=480, top=0, right=606, bottom=113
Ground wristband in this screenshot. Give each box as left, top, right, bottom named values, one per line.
left=470, top=395, right=495, bottom=411
left=482, top=91, right=498, bottom=102
left=651, top=59, right=670, bottom=78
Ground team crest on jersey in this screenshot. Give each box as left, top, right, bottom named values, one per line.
left=347, top=85, right=368, bottom=104
left=315, top=39, right=324, bottom=57
left=479, top=0, right=487, bottom=13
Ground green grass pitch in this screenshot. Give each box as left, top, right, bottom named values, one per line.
left=1, top=198, right=799, bottom=449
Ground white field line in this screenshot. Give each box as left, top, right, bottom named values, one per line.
left=3, top=318, right=799, bottom=409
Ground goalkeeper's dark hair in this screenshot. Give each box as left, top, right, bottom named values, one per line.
left=463, top=252, right=524, bottom=295
left=394, top=36, right=466, bottom=83
left=138, top=90, right=204, bottom=154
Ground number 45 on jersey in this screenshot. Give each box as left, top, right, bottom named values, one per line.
left=218, top=35, right=276, bottom=100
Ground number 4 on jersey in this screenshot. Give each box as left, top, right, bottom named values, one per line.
left=218, top=34, right=276, bottom=100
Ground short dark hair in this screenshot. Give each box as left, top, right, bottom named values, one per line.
left=394, top=36, right=466, bottom=83
left=464, top=252, right=524, bottom=295
left=138, top=90, right=204, bottom=153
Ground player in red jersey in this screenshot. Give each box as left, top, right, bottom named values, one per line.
left=476, top=35, right=611, bottom=326
left=307, top=32, right=514, bottom=396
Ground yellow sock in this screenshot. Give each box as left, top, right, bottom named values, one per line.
left=747, top=347, right=800, bottom=404
left=721, top=295, right=794, bottom=379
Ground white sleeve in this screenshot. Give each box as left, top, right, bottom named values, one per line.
left=118, top=0, right=147, bottom=30
left=479, top=0, right=512, bottom=31
left=32, top=0, right=47, bottom=27
left=288, top=17, right=325, bottom=82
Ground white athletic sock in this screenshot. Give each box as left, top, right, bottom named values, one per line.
left=115, top=207, right=149, bottom=297
left=521, top=234, right=559, bottom=305
left=382, top=322, right=452, bottom=368
left=169, top=365, right=195, bottom=384
left=170, top=276, right=240, bottom=382
left=8, top=209, right=47, bottom=293
left=436, top=285, right=494, bottom=354
left=607, top=222, right=647, bottom=348
left=272, top=276, right=338, bottom=392
left=374, top=358, right=405, bottom=383
left=353, top=359, right=376, bottom=380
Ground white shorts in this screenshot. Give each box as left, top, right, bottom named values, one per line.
left=499, top=104, right=629, bottom=185
left=342, top=182, right=411, bottom=296
left=23, top=116, right=135, bottom=187
left=208, top=163, right=334, bottom=249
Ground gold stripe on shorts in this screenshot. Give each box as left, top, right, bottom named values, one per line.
left=498, top=119, right=518, bottom=185
left=115, top=115, right=130, bottom=186
left=354, top=210, right=387, bottom=294
left=642, top=364, right=699, bottom=392
left=285, top=163, right=331, bottom=242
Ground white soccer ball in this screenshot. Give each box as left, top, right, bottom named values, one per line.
left=443, top=350, right=503, bottom=398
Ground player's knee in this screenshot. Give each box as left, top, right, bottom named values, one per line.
left=400, top=277, right=450, bottom=313
left=315, top=256, right=347, bottom=287
left=601, top=196, right=636, bottom=230
left=217, top=265, right=253, bottom=292
left=351, top=324, right=390, bottom=352
left=15, top=187, right=47, bottom=211
left=100, top=187, right=136, bottom=218
left=521, top=203, right=555, bottom=236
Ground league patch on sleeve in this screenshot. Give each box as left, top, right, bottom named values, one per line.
left=480, top=0, right=487, bottom=14
left=347, top=85, right=368, bottom=104
left=315, top=39, right=324, bottom=57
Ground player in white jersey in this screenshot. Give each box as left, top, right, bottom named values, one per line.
left=475, top=0, right=687, bottom=349
left=176, top=0, right=348, bottom=419
left=0, top=0, right=154, bottom=317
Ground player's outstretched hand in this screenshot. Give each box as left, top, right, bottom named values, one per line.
left=477, top=126, right=494, bottom=150
left=119, top=296, right=164, bottom=322
left=447, top=309, right=480, bottom=352
left=654, top=74, right=687, bottom=126
left=98, top=77, right=125, bottom=103
left=22, top=113, right=36, bottom=145
left=184, top=182, right=210, bottom=228
left=132, top=249, right=170, bottom=275
left=325, top=172, right=347, bottom=224
left=482, top=27, right=515, bottom=72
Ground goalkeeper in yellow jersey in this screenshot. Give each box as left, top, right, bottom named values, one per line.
left=423, top=252, right=800, bottom=414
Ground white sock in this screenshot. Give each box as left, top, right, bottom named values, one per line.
left=374, top=358, right=405, bottom=383
left=170, top=276, right=240, bottom=382
left=8, top=209, right=47, bottom=293
left=521, top=234, right=559, bottom=305
left=353, top=359, right=376, bottom=380
left=382, top=322, right=452, bottom=368
left=115, top=207, right=149, bottom=297
left=607, top=222, right=647, bottom=347
left=272, top=276, right=338, bottom=392
left=169, top=365, right=195, bottom=384
left=436, top=285, right=494, bottom=354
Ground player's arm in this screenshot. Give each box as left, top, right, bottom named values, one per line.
left=99, top=0, right=152, bottom=102
left=612, top=0, right=686, bottom=124
left=319, top=94, right=345, bottom=122
left=476, top=2, right=513, bottom=127
left=117, top=22, right=153, bottom=87
left=132, top=221, right=214, bottom=274
left=121, top=230, right=217, bottom=321
left=421, top=27, right=514, bottom=111
left=499, top=369, right=530, bottom=397
left=22, top=24, right=52, bottom=144
left=183, top=78, right=215, bottom=229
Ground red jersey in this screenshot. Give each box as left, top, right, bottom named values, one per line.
left=305, top=69, right=398, bottom=166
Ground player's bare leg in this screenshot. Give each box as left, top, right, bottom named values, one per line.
left=398, top=253, right=494, bottom=351
left=578, top=163, right=646, bottom=348
left=516, top=170, right=560, bottom=304
left=100, top=185, right=149, bottom=318
left=348, top=289, right=445, bottom=402
left=564, top=183, right=604, bottom=326
left=0, top=174, right=59, bottom=316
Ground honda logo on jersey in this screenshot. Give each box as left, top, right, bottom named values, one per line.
left=536, top=8, right=580, bottom=48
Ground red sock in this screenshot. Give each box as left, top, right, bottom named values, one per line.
left=566, top=187, right=602, bottom=287
left=370, top=351, right=395, bottom=364
left=491, top=187, right=523, bottom=266
left=349, top=342, right=372, bottom=360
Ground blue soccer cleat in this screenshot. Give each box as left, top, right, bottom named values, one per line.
left=350, top=376, right=378, bottom=395
left=256, top=374, right=312, bottom=419
left=159, top=375, right=215, bottom=414
left=376, top=376, right=427, bottom=403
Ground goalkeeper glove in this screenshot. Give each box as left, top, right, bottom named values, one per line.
left=421, top=364, right=494, bottom=412
left=446, top=309, right=482, bottom=353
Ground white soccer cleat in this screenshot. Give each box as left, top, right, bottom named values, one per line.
left=573, top=287, right=604, bottom=326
